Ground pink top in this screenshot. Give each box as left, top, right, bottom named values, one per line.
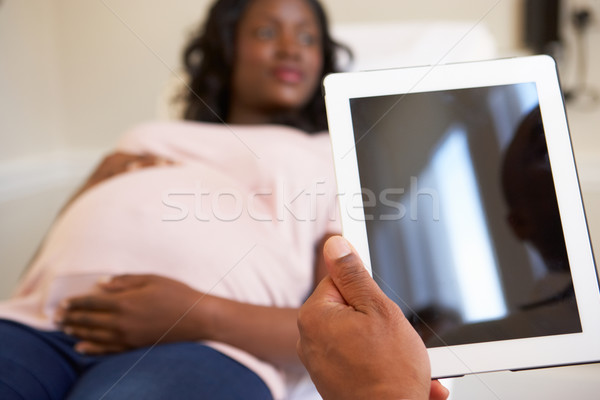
left=0, top=121, right=340, bottom=399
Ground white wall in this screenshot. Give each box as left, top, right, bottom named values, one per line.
left=0, top=0, right=65, bottom=159
left=53, top=0, right=206, bottom=149
left=325, top=0, right=523, bottom=51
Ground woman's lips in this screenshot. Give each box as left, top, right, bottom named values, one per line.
left=272, top=67, right=303, bottom=84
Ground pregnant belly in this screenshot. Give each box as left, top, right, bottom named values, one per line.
left=34, top=166, right=285, bottom=295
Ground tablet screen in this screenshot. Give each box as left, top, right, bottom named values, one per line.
left=350, top=82, right=582, bottom=348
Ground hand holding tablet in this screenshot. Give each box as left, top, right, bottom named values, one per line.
left=298, top=235, right=450, bottom=400
left=323, top=55, right=600, bottom=378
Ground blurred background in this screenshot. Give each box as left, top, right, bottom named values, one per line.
left=0, top=1, right=599, bottom=398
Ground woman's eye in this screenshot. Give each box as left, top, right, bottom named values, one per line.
left=298, top=31, right=317, bottom=46
left=255, top=26, right=275, bottom=40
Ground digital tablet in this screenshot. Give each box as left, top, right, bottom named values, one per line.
left=323, top=55, right=600, bottom=378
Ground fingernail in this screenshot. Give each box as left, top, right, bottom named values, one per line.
left=53, top=313, right=63, bottom=325
left=97, top=275, right=112, bottom=285
left=325, top=236, right=352, bottom=260
left=74, top=343, right=87, bottom=354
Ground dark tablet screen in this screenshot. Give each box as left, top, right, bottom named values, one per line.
left=350, top=82, right=582, bottom=347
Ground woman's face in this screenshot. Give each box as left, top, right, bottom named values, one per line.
left=229, top=0, right=324, bottom=123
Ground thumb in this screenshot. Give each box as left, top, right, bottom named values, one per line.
left=323, top=236, right=385, bottom=311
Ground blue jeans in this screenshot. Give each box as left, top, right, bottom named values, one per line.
left=0, top=319, right=273, bottom=400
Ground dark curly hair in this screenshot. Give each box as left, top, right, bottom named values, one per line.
left=178, top=0, right=350, bottom=133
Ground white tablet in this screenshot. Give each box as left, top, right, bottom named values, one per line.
left=324, top=55, right=600, bottom=378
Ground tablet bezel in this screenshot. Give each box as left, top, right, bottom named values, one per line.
left=324, top=55, right=600, bottom=378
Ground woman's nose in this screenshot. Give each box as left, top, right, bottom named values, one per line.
left=275, top=31, right=301, bottom=60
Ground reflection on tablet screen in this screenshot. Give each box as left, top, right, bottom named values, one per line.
left=350, top=82, right=582, bottom=348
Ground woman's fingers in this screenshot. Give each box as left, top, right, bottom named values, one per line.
left=62, top=294, right=117, bottom=312
left=87, top=152, right=175, bottom=187
left=64, top=324, right=117, bottom=344
left=57, top=309, right=127, bottom=352
left=125, top=153, right=174, bottom=171
left=98, top=274, right=150, bottom=292
left=74, top=340, right=127, bottom=355
left=57, top=309, right=117, bottom=329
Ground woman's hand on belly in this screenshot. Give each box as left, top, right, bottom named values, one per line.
left=54, top=274, right=208, bottom=354
left=85, top=152, right=174, bottom=189
left=62, top=152, right=174, bottom=212
left=54, top=273, right=303, bottom=366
